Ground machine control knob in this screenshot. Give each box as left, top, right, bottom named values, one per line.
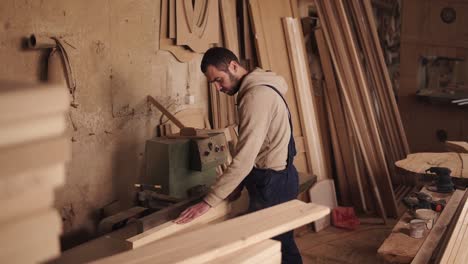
left=208, top=142, right=213, bottom=150
left=204, top=150, right=211, bottom=156
left=214, top=146, right=220, bottom=152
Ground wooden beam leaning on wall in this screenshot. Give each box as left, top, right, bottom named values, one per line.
left=315, top=28, right=363, bottom=209
left=282, top=17, right=330, bottom=186
left=91, top=200, right=330, bottom=264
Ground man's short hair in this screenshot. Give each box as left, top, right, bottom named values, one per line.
left=200, top=47, right=240, bottom=73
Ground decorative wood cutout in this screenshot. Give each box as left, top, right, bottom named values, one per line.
left=160, top=0, right=196, bottom=62
left=176, top=0, right=219, bottom=52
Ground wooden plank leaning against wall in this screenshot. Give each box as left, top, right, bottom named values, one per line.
left=248, top=0, right=331, bottom=183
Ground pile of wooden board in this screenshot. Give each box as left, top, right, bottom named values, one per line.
left=0, top=81, right=70, bottom=263
left=91, top=200, right=330, bottom=264
left=314, top=0, right=410, bottom=221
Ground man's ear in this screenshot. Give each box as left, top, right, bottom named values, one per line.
left=230, top=61, right=238, bottom=73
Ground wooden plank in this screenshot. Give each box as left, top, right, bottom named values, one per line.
left=204, top=239, right=281, bottom=264
left=0, top=135, right=70, bottom=178
left=0, top=81, right=69, bottom=124
left=0, top=164, right=65, bottom=201
left=412, top=189, right=466, bottom=264
left=92, top=200, right=330, bottom=264
left=247, top=0, right=271, bottom=70
left=282, top=17, right=329, bottom=181
left=126, top=202, right=231, bottom=249
left=0, top=185, right=61, bottom=225
left=440, top=195, right=468, bottom=264
left=2, top=236, right=60, bottom=264
left=316, top=28, right=356, bottom=207
left=0, top=209, right=62, bottom=261
left=242, top=0, right=254, bottom=63
left=137, top=193, right=206, bottom=232
left=308, top=179, right=337, bottom=232
left=220, top=0, right=240, bottom=57
left=0, top=113, right=66, bottom=148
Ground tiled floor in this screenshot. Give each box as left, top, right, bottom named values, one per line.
left=295, top=218, right=397, bottom=264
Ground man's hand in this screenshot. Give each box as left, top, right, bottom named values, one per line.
left=174, top=201, right=211, bottom=224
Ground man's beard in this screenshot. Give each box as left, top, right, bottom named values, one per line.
left=223, top=71, right=241, bottom=96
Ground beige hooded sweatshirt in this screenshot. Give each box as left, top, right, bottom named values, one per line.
left=204, top=68, right=291, bottom=207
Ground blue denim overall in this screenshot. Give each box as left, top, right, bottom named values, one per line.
left=241, top=85, right=302, bottom=264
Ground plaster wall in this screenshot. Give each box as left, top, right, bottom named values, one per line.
left=0, top=0, right=209, bottom=249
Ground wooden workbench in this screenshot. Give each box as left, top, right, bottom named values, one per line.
left=377, top=187, right=452, bottom=263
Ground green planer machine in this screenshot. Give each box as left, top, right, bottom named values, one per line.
left=145, top=132, right=228, bottom=199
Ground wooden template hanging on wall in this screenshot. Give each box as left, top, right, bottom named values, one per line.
left=176, top=0, right=220, bottom=53
left=160, top=0, right=197, bottom=62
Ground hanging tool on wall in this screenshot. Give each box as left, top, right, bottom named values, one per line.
left=27, top=34, right=77, bottom=105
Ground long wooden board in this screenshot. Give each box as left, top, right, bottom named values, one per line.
left=0, top=114, right=66, bottom=148
left=126, top=202, right=231, bottom=249
left=412, top=189, right=466, bottom=264
left=205, top=239, right=281, bottom=264
left=0, top=209, right=62, bottom=261
left=282, top=17, right=330, bottom=181
left=0, top=135, right=70, bottom=178
left=92, top=200, right=329, bottom=263
left=440, top=194, right=468, bottom=264
left=0, top=81, right=69, bottom=124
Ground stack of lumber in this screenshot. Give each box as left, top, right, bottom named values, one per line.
left=92, top=200, right=330, bottom=264
left=314, top=0, right=410, bottom=220
left=0, top=80, right=70, bottom=263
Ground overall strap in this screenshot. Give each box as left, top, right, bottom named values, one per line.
left=262, top=84, right=292, bottom=130
left=262, top=85, right=297, bottom=163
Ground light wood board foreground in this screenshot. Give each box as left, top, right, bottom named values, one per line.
left=92, top=200, right=329, bottom=264
left=126, top=201, right=231, bottom=249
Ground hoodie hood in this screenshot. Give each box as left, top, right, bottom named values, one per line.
left=237, top=68, right=288, bottom=101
